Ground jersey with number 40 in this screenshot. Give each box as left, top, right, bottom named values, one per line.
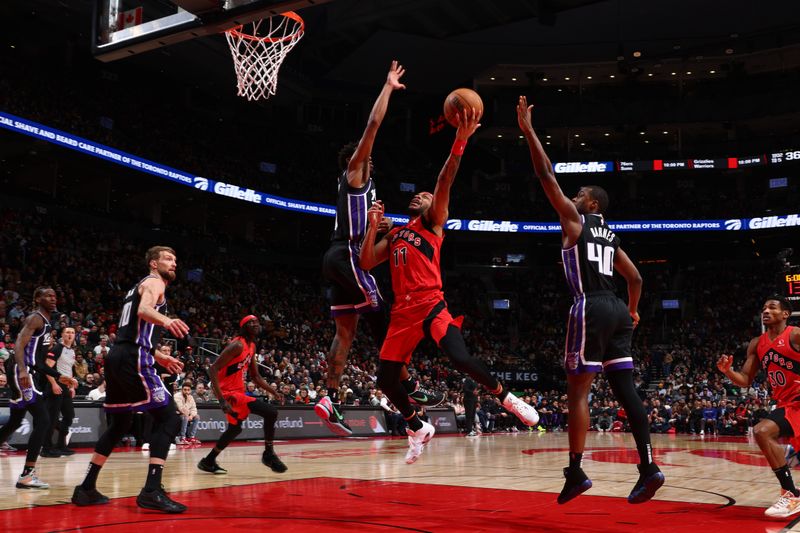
left=115, top=275, right=167, bottom=353
left=561, top=213, right=620, bottom=297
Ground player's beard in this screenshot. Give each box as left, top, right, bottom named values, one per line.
left=159, top=268, right=176, bottom=283
left=408, top=205, right=423, bottom=217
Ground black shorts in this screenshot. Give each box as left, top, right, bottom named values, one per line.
left=564, top=292, right=633, bottom=375
left=104, top=343, right=170, bottom=413
left=5, top=359, right=45, bottom=409
left=322, top=241, right=383, bottom=317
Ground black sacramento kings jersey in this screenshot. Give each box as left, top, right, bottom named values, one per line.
left=331, top=171, right=377, bottom=244
left=23, top=311, right=51, bottom=369
left=116, top=275, right=167, bottom=352
left=561, top=214, right=620, bottom=297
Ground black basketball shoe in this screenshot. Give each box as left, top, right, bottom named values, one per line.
left=262, top=450, right=288, bottom=473
left=557, top=466, right=593, bottom=504
left=197, top=457, right=228, bottom=475
left=72, top=485, right=110, bottom=506
left=136, top=486, right=187, bottom=513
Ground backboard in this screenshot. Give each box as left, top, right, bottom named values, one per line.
left=92, top=0, right=327, bottom=61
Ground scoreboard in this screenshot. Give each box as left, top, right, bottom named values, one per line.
left=782, top=267, right=800, bottom=303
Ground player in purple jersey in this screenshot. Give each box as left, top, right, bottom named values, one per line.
left=0, top=287, right=77, bottom=489
left=73, top=246, right=189, bottom=513
left=319, top=60, right=442, bottom=436
left=517, top=96, right=663, bottom=505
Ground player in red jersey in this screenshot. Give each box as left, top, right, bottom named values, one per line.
left=718, top=296, right=800, bottom=519
left=198, top=315, right=287, bottom=475
left=360, top=108, right=539, bottom=464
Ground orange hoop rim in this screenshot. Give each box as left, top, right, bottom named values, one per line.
left=225, top=11, right=304, bottom=43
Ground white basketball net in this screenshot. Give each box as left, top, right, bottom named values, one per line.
left=224, top=12, right=304, bottom=101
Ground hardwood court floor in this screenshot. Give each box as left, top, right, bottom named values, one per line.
left=1, top=431, right=799, bottom=532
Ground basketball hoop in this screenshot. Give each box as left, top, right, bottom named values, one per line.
left=224, top=11, right=304, bottom=101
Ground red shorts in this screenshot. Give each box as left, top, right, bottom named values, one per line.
left=380, top=292, right=463, bottom=365
left=222, top=391, right=256, bottom=424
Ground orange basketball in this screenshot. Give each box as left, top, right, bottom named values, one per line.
left=443, top=88, right=484, bottom=127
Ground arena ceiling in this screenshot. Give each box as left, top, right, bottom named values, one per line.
left=6, top=0, right=800, bottom=94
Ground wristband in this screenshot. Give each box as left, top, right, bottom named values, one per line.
left=451, top=139, right=467, bottom=156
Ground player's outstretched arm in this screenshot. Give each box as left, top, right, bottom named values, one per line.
left=154, top=347, right=184, bottom=375
left=516, top=96, right=581, bottom=240
left=347, top=60, right=406, bottom=188
left=428, top=107, right=481, bottom=232
left=613, top=247, right=643, bottom=327
left=360, top=201, right=391, bottom=271
left=138, top=277, right=189, bottom=338
left=717, top=338, right=759, bottom=387
left=209, top=341, right=244, bottom=415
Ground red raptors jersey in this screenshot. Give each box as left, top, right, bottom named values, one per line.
left=758, top=326, right=800, bottom=405
left=387, top=216, right=443, bottom=298
left=217, top=336, right=255, bottom=394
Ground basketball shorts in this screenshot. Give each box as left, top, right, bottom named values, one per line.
left=565, top=291, right=633, bottom=375
left=380, top=292, right=463, bottom=365
left=323, top=241, right=383, bottom=317
left=769, top=403, right=800, bottom=445
left=6, top=359, right=43, bottom=409
left=104, top=343, right=171, bottom=413
left=222, top=391, right=257, bottom=424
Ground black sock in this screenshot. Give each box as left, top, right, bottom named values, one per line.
left=569, top=452, right=583, bottom=470
left=206, top=448, right=220, bottom=461
left=406, top=413, right=423, bottom=432
left=328, top=389, right=339, bottom=403
left=607, top=369, right=653, bottom=467
left=22, top=465, right=34, bottom=477
left=264, top=443, right=274, bottom=454
left=81, top=462, right=102, bottom=490
left=144, top=464, right=164, bottom=491
left=401, top=378, right=417, bottom=394
left=774, top=465, right=800, bottom=496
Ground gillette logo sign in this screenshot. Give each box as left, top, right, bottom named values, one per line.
left=445, top=219, right=463, bottom=230
left=213, top=182, right=262, bottom=204
left=193, top=177, right=209, bottom=191
left=467, top=220, right=519, bottom=232
left=748, top=214, right=800, bottom=229
left=553, top=161, right=613, bottom=174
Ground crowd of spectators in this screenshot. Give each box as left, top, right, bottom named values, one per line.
left=1, top=197, right=793, bottom=441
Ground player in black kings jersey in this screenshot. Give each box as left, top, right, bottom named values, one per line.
left=0, top=287, right=77, bottom=489
left=319, top=61, right=441, bottom=436
left=517, top=97, right=663, bottom=505
left=73, top=246, right=190, bottom=513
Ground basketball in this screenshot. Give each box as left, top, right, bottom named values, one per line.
left=443, top=88, right=484, bottom=127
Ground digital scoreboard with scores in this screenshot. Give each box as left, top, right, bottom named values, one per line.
left=782, top=268, right=800, bottom=302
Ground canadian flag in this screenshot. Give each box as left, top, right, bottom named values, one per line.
left=116, top=6, right=143, bottom=30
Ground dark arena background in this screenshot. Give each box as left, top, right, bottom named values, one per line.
left=2, top=1, right=800, bottom=531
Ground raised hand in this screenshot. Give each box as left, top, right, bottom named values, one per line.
left=517, top=95, right=534, bottom=134
left=368, top=201, right=385, bottom=228
left=717, top=354, right=733, bottom=374
left=387, top=60, right=406, bottom=90
left=455, top=107, right=481, bottom=140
